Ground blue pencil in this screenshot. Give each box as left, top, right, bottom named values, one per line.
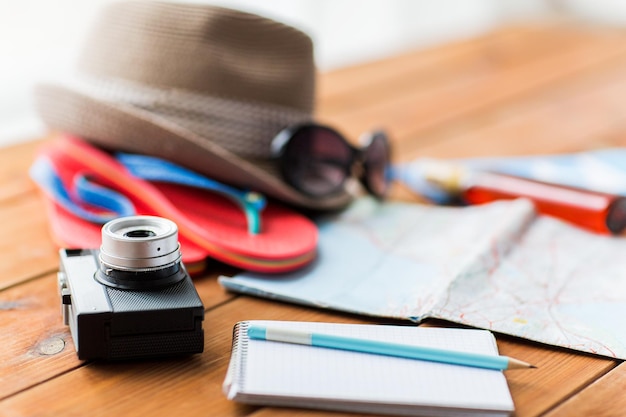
left=247, top=325, right=535, bottom=371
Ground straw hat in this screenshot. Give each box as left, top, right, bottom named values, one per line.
left=35, top=0, right=352, bottom=211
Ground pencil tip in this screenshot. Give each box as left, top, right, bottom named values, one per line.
left=507, top=357, right=536, bottom=370
left=530, top=365, right=538, bottom=369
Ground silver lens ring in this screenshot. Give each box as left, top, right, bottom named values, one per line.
left=99, top=216, right=182, bottom=271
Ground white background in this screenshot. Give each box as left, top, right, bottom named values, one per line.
left=0, top=0, right=623, bottom=147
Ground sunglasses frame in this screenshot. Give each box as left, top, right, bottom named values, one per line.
left=356, top=129, right=392, bottom=198
left=271, top=123, right=391, bottom=199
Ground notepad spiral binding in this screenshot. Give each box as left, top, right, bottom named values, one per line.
left=223, top=321, right=250, bottom=399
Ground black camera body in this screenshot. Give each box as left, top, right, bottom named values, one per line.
left=58, top=216, right=204, bottom=360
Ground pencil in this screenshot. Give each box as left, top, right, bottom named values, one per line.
left=247, top=325, right=536, bottom=371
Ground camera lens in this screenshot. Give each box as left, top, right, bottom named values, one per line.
left=125, top=229, right=156, bottom=238
left=100, top=216, right=180, bottom=270
left=96, top=216, right=186, bottom=289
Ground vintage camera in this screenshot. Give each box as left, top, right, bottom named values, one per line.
left=58, top=216, right=205, bottom=360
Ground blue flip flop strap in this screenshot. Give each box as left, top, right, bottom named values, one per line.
left=73, top=174, right=136, bottom=219
left=29, top=157, right=134, bottom=223
left=30, top=153, right=266, bottom=235
left=116, top=153, right=266, bottom=235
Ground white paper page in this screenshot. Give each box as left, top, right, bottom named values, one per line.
left=239, top=321, right=514, bottom=412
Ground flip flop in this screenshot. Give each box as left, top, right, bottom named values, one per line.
left=31, top=135, right=318, bottom=273
left=30, top=156, right=211, bottom=273
left=33, top=136, right=318, bottom=272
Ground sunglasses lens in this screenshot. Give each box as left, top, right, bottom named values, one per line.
left=281, top=126, right=352, bottom=197
left=362, top=131, right=390, bottom=198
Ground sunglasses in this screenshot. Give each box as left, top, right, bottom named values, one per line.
left=271, top=124, right=391, bottom=199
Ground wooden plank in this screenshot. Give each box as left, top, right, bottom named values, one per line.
left=0, top=193, right=59, bottom=290
left=0, top=270, right=234, bottom=401
left=318, top=24, right=594, bottom=115
left=0, top=138, right=47, bottom=182
left=0, top=273, right=81, bottom=400
left=0, top=137, right=59, bottom=289
left=544, top=362, right=626, bottom=417
left=401, top=57, right=626, bottom=161
left=0, top=296, right=616, bottom=416
left=317, top=25, right=626, bottom=147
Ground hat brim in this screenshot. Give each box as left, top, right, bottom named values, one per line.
left=34, top=83, right=353, bottom=211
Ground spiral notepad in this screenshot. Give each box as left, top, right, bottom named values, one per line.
left=223, top=321, right=514, bottom=417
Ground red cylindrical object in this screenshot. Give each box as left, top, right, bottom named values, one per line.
left=462, top=172, right=626, bottom=235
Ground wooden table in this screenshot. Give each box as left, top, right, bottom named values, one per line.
left=3, top=22, right=626, bottom=417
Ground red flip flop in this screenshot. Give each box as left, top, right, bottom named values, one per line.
left=32, top=135, right=318, bottom=273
